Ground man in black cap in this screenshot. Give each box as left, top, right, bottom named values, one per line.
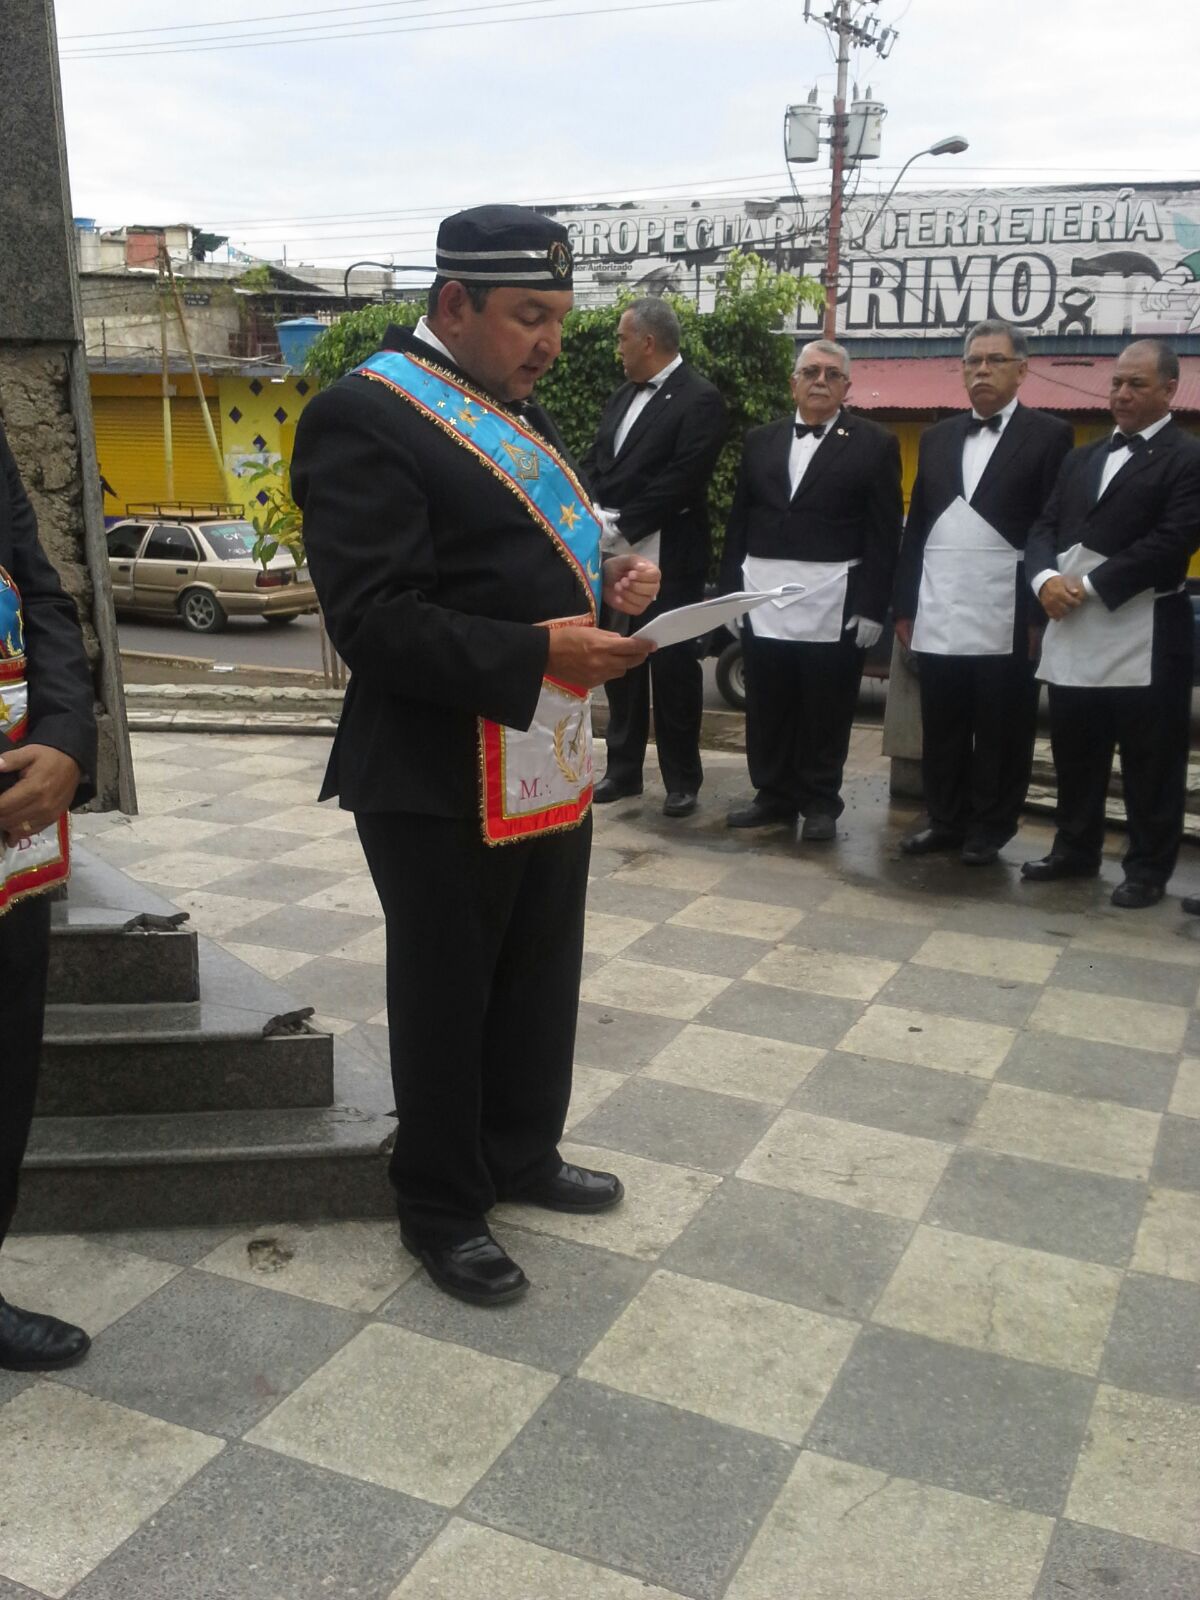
left=293, top=205, right=660, bottom=1306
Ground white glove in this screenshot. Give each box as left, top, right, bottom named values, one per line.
left=594, top=505, right=623, bottom=553
left=846, top=615, right=883, bottom=650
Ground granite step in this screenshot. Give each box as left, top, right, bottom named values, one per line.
left=48, top=907, right=199, bottom=1005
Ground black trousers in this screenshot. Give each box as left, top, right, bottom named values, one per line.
left=917, top=650, right=1040, bottom=846
left=602, top=581, right=705, bottom=795
left=743, top=630, right=865, bottom=819
left=356, top=809, right=590, bottom=1246
left=0, top=896, right=52, bottom=1252
left=1047, top=651, right=1192, bottom=885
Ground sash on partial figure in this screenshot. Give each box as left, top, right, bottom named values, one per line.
left=0, top=565, right=70, bottom=917
left=355, top=348, right=604, bottom=844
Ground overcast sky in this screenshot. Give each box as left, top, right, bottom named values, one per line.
left=54, top=0, right=1200, bottom=268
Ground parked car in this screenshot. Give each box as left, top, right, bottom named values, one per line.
left=105, top=507, right=317, bottom=634
left=700, top=606, right=895, bottom=712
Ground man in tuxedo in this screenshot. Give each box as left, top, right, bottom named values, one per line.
left=584, top=297, right=726, bottom=817
left=720, top=341, right=902, bottom=842
left=893, top=320, right=1073, bottom=865
left=0, top=419, right=96, bottom=1369
left=1023, top=339, right=1200, bottom=908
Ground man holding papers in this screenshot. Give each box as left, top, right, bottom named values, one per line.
left=1022, top=339, right=1200, bottom=908
left=892, top=320, right=1072, bottom=865
left=720, top=341, right=902, bottom=842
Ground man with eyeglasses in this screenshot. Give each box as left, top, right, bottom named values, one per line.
left=1022, top=339, right=1200, bottom=909
left=893, top=319, right=1072, bottom=865
left=721, top=340, right=902, bottom=843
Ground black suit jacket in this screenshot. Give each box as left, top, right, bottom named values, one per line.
left=1024, top=420, right=1200, bottom=661
left=582, top=363, right=726, bottom=588
left=0, top=422, right=95, bottom=802
left=719, top=409, right=903, bottom=625
left=893, top=403, right=1074, bottom=650
left=292, top=327, right=595, bottom=817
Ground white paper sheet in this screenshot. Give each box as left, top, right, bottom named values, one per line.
left=636, top=586, right=805, bottom=649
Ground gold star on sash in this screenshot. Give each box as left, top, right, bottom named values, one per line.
left=559, top=502, right=581, bottom=531
left=0, top=694, right=10, bottom=724
left=457, top=404, right=479, bottom=431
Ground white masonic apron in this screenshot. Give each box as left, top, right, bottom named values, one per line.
left=910, top=497, right=1018, bottom=657
left=1037, top=544, right=1155, bottom=689
left=742, top=556, right=856, bottom=643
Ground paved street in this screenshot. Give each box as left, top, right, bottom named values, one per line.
left=1, top=726, right=1198, bottom=1598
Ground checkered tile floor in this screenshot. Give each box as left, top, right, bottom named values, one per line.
left=2, top=728, right=1199, bottom=1598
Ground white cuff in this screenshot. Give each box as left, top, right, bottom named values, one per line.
left=1031, top=568, right=1059, bottom=597
left=1081, top=575, right=1097, bottom=599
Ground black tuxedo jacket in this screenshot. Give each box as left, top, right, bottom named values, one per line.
left=893, top=403, right=1074, bottom=649
left=719, top=409, right=903, bottom=625
left=0, top=422, right=95, bottom=802
left=292, top=326, right=596, bottom=817
left=1024, top=419, right=1200, bottom=661
left=582, top=363, right=726, bottom=587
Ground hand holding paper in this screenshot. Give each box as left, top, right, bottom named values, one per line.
left=635, top=586, right=806, bottom=649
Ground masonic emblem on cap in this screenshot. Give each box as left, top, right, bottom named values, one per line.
left=548, top=240, right=572, bottom=281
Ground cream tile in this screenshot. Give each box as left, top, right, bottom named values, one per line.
left=132, top=759, right=204, bottom=788
left=564, top=1065, right=625, bottom=1131
left=1131, top=1187, right=1200, bottom=1283
left=327, top=923, right=389, bottom=965
left=213, top=752, right=315, bottom=777
left=172, top=889, right=283, bottom=937
left=117, top=815, right=231, bottom=850
left=1029, top=986, right=1187, bottom=1055
left=667, top=895, right=805, bottom=942
left=964, top=1083, right=1161, bottom=1180
left=610, top=852, right=730, bottom=893
left=390, top=1520, right=687, bottom=1600
left=579, top=958, right=732, bottom=1021
left=239, top=777, right=327, bottom=805
left=271, top=836, right=369, bottom=874
left=819, top=885, right=943, bottom=924
left=1066, top=1385, right=1200, bottom=1554
left=311, top=1012, right=356, bottom=1035
left=913, top=930, right=1061, bottom=985
left=298, top=876, right=383, bottom=918
left=196, top=1220, right=415, bottom=1311
left=727, top=1452, right=1053, bottom=1600
left=580, top=1271, right=856, bottom=1443
left=0, top=1386, right=222, bottom=1598
left=219, top=940, right=314, bottom=980
left=1072, top=923, right=1200, bottom=968
left=643, top=1023, right=824, bottom=1105
left=246, top=1323, right=555, bottom=1506
left=122, top=849, right=244, bottom=890
left=836, top=1004, right=1015, bottom=1079
left=738, top=1109, right=951, bottom=1221
left=248, top=803, right=356, bottom=837
left=874, top=1226, right=1121, bottom=1375
left=1169, top=1057, right=1200, bottom=1119
left=0, top=1234, right=178, bottom=1335
left=584, top=911, right=656, bottom=957
left=131, top=784, right=215, bottom=816
left=495, top=1142, right=720, bottom=1260
left=747, top=945, right=899, bottom=1002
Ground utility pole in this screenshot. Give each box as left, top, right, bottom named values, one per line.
left=157, top=260, right=176, bottom=504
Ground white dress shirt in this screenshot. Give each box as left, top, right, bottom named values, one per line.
left=789, top=408, right=839, bottom=496
left=1031, top=411, right=1173, bottom=599
left=613, top=353, right=682, bottom=455
left=961, top=395, right=1019, bottom=503
left=413, top=316, right=459, bottom=368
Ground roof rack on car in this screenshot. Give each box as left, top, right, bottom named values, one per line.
left=122, top=502, right=245, bottom=520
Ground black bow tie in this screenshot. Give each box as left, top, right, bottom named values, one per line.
left=966, top=414, right=1003, bottom=435
left=794, top=422, right=826, bottom=440
left=631, top=380, right=657, bottom=395
left=1109, top=432, right=1146, bottom=453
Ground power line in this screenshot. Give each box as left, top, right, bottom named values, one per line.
left=61, top=0, right=485, bottom=39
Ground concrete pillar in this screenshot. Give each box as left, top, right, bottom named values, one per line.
left=881, top=635, right=924, bottom=800
left=0, top=0, right=133, bottom=811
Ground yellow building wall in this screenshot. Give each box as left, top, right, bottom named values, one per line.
left=216, top=375, right=315, bottom=515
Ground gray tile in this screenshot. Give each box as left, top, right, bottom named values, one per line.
left=380, top=1230, right=649, bottom=1375
left=663, top=1177, right=911, bottom=1319
left=1051, top=947, right=1200, bottom=1008
left=997, top=1033, right=1180, bottom=1113
left=939, top=900, right=1085, bottom=942
left=807, top=1325, right=1095, bottom=1515
left=925, top=1149, right=1146, bottom=1268
left=782, top=912, right=930, bottom=962
left=573, top=1004, right=684, bottom=1072
left=791, top=1053, right=988, bottom=1143
left=712, top=859, right=837, bottom=909
left=586, top=846, right=629, bottom=878
left=284, top=957, right=388, bottom=1023
left=1034, top=1521, right=1200, bottom=1600
left=93, top=1225, right=239, bottom=1267
left=698, top=979, right=865, bottom=1048
left=223, top=905, right=377, bottom=955
left=1153, top=1115, right=1200, bottom=1191
left=585, top=879, right=697, bottom=923
left=624, top=924, right=769, bottom=979
left=55, top=1271, right=360, bottom=1438
left=464, top=1378, right=794, bottom=1600
left=0, top=1370, right=34, bottom=1410
left=0, top=1579, right=40, bottom=1598
left=188, top=825, right=315, bottom=861
left=70, top=1443, right=443, bottom=1600
left=1099, top=1273, right=1200, bottom=1403
left=221, top=863, right=350, bottom=905
left=571, top=1079, right=775, bottom=1173
left=875, top=964, right=1042, bottom=1028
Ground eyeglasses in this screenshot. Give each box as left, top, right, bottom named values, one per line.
left=796, top=366, right=849, bottom=383
left=963, top=354, right=1022, bottom=372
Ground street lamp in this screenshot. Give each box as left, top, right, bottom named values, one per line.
left=846, top=136, right=969, bottom=251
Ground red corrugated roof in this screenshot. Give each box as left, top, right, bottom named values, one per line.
left=847, top=355, right=1200, bottom=414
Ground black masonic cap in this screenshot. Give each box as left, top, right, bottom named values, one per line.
left=435, top=204, right=573, bottom=290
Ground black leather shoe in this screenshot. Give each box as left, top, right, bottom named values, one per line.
left=727, top=799, right=796, bottom=829
left=0, top=1297, right=90, bottom=1371
left=900, top=826, right=963, bottom=856
left=1182, top=895, right=1200, bottom=916
left=798, top=813, right=836, bottom=843
left=1021, top=854, right=1100, bottom=882
left=516, top=1162, right=624, bottom=1214
left=663, top=791, right=698, bottom=818
left=593, top=777, right=642, bottom=804
left=400, top=1231, right=529, bottom=1306
left=961, top=843, right=1001, bottom=867
left=1111, top=879, right=1164, bottom=910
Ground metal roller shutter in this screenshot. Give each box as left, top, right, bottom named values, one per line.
left=94, top=395, right=226, bottom=511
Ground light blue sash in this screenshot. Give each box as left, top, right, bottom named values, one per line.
left=356, top=348, right=601, bottom=614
